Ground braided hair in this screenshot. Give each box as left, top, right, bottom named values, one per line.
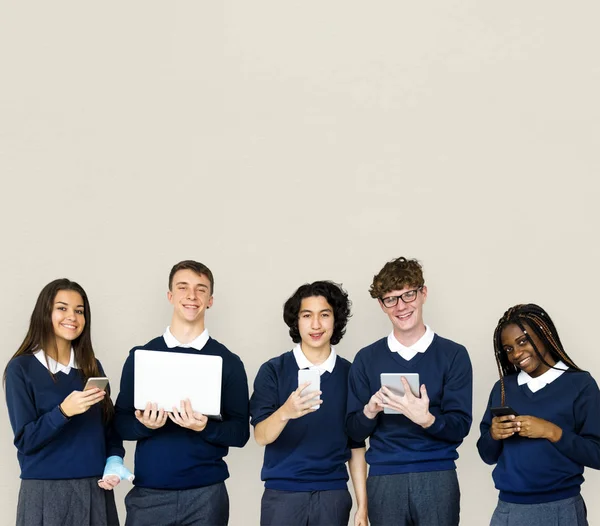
left=493, top=303, right=582, bottom=405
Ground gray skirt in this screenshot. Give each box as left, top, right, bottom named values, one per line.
left=17, top=477, right=119, bottom=526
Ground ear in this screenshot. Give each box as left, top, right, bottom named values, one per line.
left=207, top=296, right=214, bottom=309
left=421, top=285, right=428, bottom=303
left=378, top=298, right=387, bottom=313
left=167, top=290, right=174, bottom=305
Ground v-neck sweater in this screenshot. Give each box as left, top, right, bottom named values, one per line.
left=5, top=354, right=124, bottom=479
left=346, top=335, right=472, bottom=475
left=477, top=371, right=600, bottom=504
left=250, top=350, right=364, bottom=491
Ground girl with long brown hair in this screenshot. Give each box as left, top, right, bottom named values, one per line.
left=5, top=278, right=131, bottom=526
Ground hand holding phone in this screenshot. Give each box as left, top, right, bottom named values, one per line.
left=490, top=406, right=520, bottom=441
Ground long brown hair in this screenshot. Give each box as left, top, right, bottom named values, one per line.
left=4, top=278, right=114, bottom=421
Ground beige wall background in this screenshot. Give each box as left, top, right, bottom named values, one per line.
left=1, top=2, right=599, bottom=525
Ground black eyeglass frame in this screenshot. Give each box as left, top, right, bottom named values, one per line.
left=380, top=286, right=424, bottom=308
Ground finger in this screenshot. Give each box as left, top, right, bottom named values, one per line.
left=296, top=381, right=312, bottom=394
left=168, top=413, right=182, bottom=426
left=420, top=383, right=429, bottom=401
left=150, top=403, right=159, bottom=421
left=401, top=377, right=415, bottom=398
left=170, top=408, right=185, bottom=426
left=299, top=391, right=321, bottom=404
left=159, top=409, right=168, bottom=426
left=98, top=481, right=111, bottom=490
left=143, top=402, right=152, bottom=420
left=183, top=399, right=195, bottom=420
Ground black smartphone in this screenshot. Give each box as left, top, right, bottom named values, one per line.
left=490, top=406, right=519, bottom=418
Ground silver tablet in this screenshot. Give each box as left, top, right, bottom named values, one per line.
left=380, top=373, right=420, bottom=415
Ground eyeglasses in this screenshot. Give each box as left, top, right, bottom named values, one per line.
left=380, top=287, right=423, bottom=308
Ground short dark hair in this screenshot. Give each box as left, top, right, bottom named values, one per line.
left=168, top=260, right=214, bottom=294
left=283, top=281, right=352, bottom=346
left=369, top=257, right=424, bottom=299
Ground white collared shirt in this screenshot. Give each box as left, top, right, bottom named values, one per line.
left=293, top=344, right=337, bottom=376
left=163, top=327, right=210, bottom=351
left=34, top=348, right=78, bottom=374
left=518, top=360, right=568, bottom=393
left=387, top=325, right=435, bottom=361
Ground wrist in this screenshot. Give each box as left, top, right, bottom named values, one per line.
left=421, top=412, right=435, bottom=429
left=548, top=424, right=563, bottom=443
left=278, top=407, right=290, bottom=423
left=59, top=403, right=71, bottom=419
left=363, top=405, right=378, bottom=420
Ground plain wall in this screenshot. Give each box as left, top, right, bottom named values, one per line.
left=1, top=2, right=599, bottom=525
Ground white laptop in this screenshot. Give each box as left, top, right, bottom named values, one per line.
left=134, top=349, right=223, bottom=418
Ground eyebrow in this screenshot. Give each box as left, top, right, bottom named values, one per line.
left=175, top=282, right=208, bottom=288
left=55, top=301, right=84, bottom=308
left=300, top=308, right=333, bottom=314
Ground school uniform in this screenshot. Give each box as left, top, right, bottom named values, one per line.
left=250, top=346, right=365, bottom=526
left=346, top=327, right=473, bottom=526
left=114, top=328, right=250, bottom=526
left=5, top=349, right=124, bottom=526
left=478, top=362, right=600, bottom=526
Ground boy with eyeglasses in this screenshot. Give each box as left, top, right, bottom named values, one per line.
left=346, top=257, right=472, bottom=526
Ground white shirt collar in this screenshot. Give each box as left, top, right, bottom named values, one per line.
left=34, top=348, right=77, bottom=374
left=293, top=344, right=337, bottom=375
left=518, top=360, right=568, bottom=393
left=163, top=327, right=210, bottom=351
left=388, top=325, right=435, bottom=360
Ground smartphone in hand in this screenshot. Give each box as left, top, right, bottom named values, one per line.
left=490, top=406, right=519, bottom=418
left=84, top=377, right=109, bottom=391
left=298, top=369, right=320, bottom=410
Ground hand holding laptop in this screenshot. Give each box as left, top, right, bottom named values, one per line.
left=168, top=398, right=208, bottom=432
left=135, top=402, right=168, bottom=430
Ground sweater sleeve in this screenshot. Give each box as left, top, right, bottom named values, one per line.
left=552, top=374, right=600, bottom=469
left=476, top=386, right=503, bottom=465
left=249, top=361, right=279, bottom=427
left=97, top=360, right=126, bottom=458
left=345, top=353, right=379, bottom=442
left=5, top=360, right=70, bottom=455
left=114, top=349, right=156, bottom=441
left=201, top=354, right=250, bottom=448
left=423, top=345, right=473, bottom=443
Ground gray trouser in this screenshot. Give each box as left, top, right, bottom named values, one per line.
left=260, top=488, right=352, bottom=526
left=125, top=482, right=229, bottom=526
left=490, top=495, right=587, bottom=526
left=367, top=470, right=460, bottom=526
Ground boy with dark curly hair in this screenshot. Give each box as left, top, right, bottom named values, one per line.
left=250, top=281, right=367, bottom=526
left=346, top=257, right=472, bottom=526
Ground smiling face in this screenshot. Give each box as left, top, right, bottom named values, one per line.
left=51, top=289, right=85, bottom=347
left=379, top=284, right=427, bottom=343
left=298, top=296, right=335, bottom=354
left=501, top=322, right=556, bottom=378
left=168, top=269, right=213, bottom=325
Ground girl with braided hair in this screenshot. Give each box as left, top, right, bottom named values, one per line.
left=477, top=303, right=600, bottom=525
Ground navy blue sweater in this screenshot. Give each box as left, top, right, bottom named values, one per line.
left=477, top=370, right=600, bottom=504
left=5, top=355, right=124, bottom=479
left=346, top=335, right=472, bottom=475
left=250, top=351, right=365, bottom=491
left=114, top=336, right=250, bottom=490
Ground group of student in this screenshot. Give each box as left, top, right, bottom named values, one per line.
left=4, top=256, right=600, bottom=526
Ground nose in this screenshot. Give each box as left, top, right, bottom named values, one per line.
left=187, top=289, right=197, bottom=300
left=311, top=316, right=321, bottom=329
left=66, top=309, right=77, bottom=320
